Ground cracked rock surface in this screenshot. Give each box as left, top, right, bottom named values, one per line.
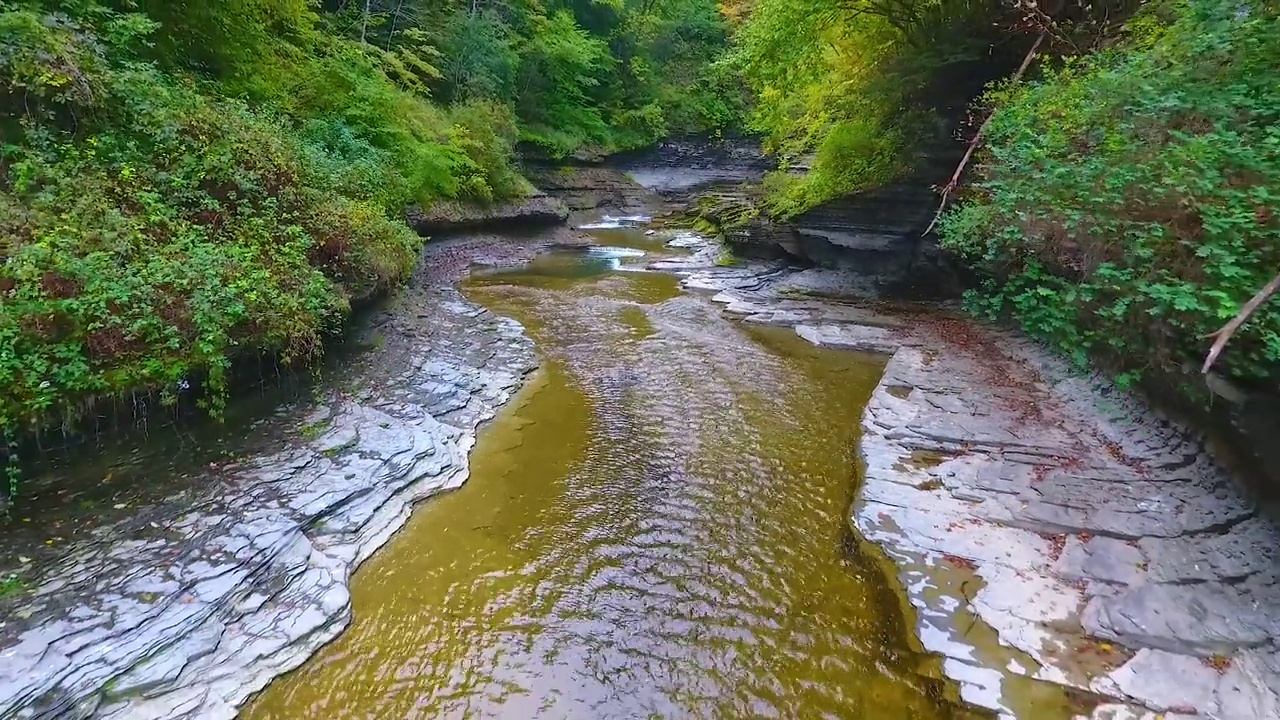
left=662, top=234, right=1280, bottom=720
left=0, top=233, right=571, bottom=720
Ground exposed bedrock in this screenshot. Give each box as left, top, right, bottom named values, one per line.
left=405, top=191, right=569, bottom=235
left=609, top=137, right=776, bottom=195
left=0, top=234, right=578, bottom=720
left=657, top=232, right=1280, bottom=719
left=524, top=141, right=964, bottom=300
left=690, top=137, right=967, bottom=301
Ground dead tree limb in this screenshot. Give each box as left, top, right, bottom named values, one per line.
left=1202, top=271, right=1280, bottom=374
left=922, top=33, right=1045, bottom=236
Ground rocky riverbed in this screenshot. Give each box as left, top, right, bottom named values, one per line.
left=2, top=166, right=1279, bottom=720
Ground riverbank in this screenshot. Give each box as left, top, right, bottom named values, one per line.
left=0, top=231, right=579, bottom=719
left=661, top=231, right=1280, bottom=718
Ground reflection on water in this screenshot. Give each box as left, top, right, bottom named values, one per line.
left=472, top=246, right=649, bottom=282
left=468, top=245, right=682, bottom=307
left=243, top=230, right=990, bottom=720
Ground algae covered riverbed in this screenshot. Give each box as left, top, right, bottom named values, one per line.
left=242, top=232, right=987, bottom=719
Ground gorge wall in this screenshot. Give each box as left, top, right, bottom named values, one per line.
left=605, top=138, right=965, bottom=300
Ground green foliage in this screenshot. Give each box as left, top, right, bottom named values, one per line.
left=0, top=573, right=24, bottom=599
left=940, top=0, right=1280, bottom=395
left=0, top=0, right=736, bottom=496
left=613, top=0, right=746, bottom=142
left=424, top=0, right=742, bottom=156
left=437, top=10, right=518, bottom=102
left=762, top=116, right=912, bottom=218
left=729, top=0, right=1007, bottom=216
left=0, top=64, right=395, bottom=432
left=516, top=9, right=614, bottom=154
left=0, top=0, right=535, bottom=462
left=123, top=0, right=316, bottom=93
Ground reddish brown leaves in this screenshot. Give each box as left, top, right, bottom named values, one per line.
left=1203, top=654, right=1233, bottom=674
left=40, top=271, right=80, bottom=299
left=1048, top=533, right=1067, bottom=562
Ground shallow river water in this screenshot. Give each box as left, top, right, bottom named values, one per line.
left=242, top=229, right=988, bottom=719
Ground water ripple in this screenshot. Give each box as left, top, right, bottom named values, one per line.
left=244, top=246, right=987, bottom=720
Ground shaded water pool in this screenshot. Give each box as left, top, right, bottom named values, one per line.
left=242, top=232, right=989, bottom=719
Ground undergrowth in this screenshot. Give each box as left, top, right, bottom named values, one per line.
left=0, top=2, right=516, bottom=476
left=940, top=0, right=1280, bottom=396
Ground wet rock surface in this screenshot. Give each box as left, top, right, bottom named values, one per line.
left=0, top=232, right=582, bottom=719
left=662, top=234, right=1280, bottom=719
left=675, top=136, right=966, bottom=300
left=524, top=166, right=655, bottom=214
left=618, top=139, right=773, bottom=196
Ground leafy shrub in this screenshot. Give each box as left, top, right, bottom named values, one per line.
left=0, top=2, right=508, bottom=443
left=940, top=0, right=1280, bottom=393
left=0, top=59, right=423, bottom=431
left=763, top=116, right=912, bottom=218
left=444, top=99, right=533, bottom=200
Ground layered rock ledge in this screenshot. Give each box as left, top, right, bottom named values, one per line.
left=0, top=233, right=578, bottom=719
left=406, top=192, right=569, bottom=235
left=659, top=234, right=1280, bottom=719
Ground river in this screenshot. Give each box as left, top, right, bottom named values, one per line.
left=240, top=225, right=986, bottom=719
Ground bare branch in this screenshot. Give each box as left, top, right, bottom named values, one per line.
left=922, top=33, right=1045, bottom=236
left=1201, top=272, right=1280, bottom=374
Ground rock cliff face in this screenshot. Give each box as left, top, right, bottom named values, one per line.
left=611, top=138, right=775, bottom=195
left=777, top=175, right=962, bottom=300
left=598, top=136, right=967, bottom=301
left=689, top=139, right=966, bottom=301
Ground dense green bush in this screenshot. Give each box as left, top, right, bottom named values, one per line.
left=0, top=1, right=519, bottom=440
left=940, top=0, right=1280, bottom=392
left=727, top=0, right=1006, bottom=217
